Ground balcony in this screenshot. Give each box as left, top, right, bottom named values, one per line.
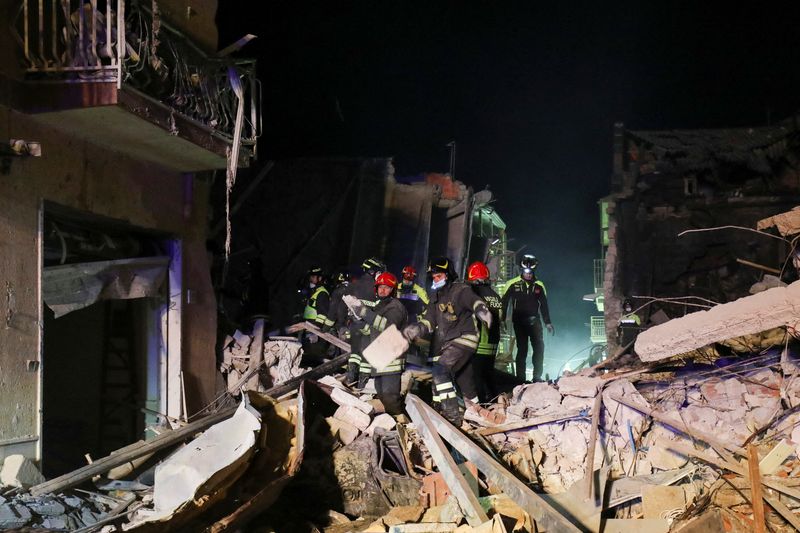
left=590, top=315, right=606, bottom=344
left=5, top=0, right=259, bottom=171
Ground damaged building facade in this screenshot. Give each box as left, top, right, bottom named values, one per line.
left=0, top=0, right=258, bottom=476
left=600, top=120, right=800, bottom=354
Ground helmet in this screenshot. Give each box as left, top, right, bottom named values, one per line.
left=428, top=256, right=452, bottom=275
left=375, top=272, right=398, bottom=296
left=307, top=266, right=324, bottom=278
left=332, top=268, right=351, bottom=285
left=622, top=298, right=633, bottom=311
left=401, top=265, right=417, bottom=282
left=361, top=257, right=386, bottom=276
left=520, top=254, right=538, bottom=271
left=466, top=261, right=490, bottom=283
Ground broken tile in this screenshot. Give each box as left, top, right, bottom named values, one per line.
left=331, top=387, right=376, bottom=415
left=366, top=413, right=397, bottom=436
left=557, top=374, right=604, bottom=397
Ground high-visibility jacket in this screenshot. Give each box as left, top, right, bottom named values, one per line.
left=471, top=284, right=502, bottom=356
left=349, top=297, right=408, bottom=375
left=397, top=282, right=429, bottom=321
left=303, top=286, right=333, bottom=329
left=619, top=312, right=641, bottom=326
left=420, top=281, right=484, bottom=352
left=500, top=276, right=551, bottom=325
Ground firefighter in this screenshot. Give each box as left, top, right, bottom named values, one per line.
left=346, top=271, right=408, bottom=414
left=501, top=254, right=554, bottom=382
left=328, top=268, right=352, bottom=332
left=403, top=257, right=493, bottom=426
left=397, top=265, right=429, bottom=319
left=466, top=261, right=503, bottom=402
left=300, top=266, right=333, bottom=364
left=345, top=257, right=387, bottom=385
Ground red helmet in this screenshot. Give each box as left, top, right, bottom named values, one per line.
left=375, top=271, right=399, bottom=293
left=466, top=261, right=490, bottom=282
left=401, top=265, right=417, bottom=281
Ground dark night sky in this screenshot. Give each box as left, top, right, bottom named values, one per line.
left=216, top=3, right=800, bottom=375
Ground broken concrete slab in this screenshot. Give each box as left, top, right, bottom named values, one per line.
left=756, top=206, right=800, bottom=236
left=334, top=405, right=372, bottom=431
left=366, top=413, right=397, bottom=436
left=641, top=485, right=686, bottom=519
left=557, top=374, right=604, bottom=397
left=635, top=280, right=800, bottom=361
left=363, top=324, right=410, bottom=372
left=0, top=455, right=45, bottom=489
left=331, top=386, right=376, bottom=415
left=326, top=416, right=361, bottom=445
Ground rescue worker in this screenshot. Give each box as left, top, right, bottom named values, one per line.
left=403, top=257, right=493, bottom=426
left=397, top=265, right=430, bottom=367
left=346, top=272, right=408, bottom=414
left=397, top=265, right=429, bottom=319
left=466, top=261, right=503, bottom=403
left=617, top=298, right=642, bottom=347
left=345, top=257, right=387, bottom=385
left=501, top=254, right=554, bottom=382
left=300, top=266, right=333, bottom=364
left=327, top=268, right=352, bottom=332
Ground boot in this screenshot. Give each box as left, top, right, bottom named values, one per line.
left=345, top=362, right=359, bottom=386
left=358, top=372, right=369, bottom=389
left=440, top=397, right=463, bottom=427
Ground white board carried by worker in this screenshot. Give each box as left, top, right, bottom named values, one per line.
left=362, top=324, right=409, bottom=372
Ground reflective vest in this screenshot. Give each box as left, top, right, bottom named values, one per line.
left=303, top=286, right=333, bottom=328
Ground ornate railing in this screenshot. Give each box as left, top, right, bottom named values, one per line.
left=11, top=0, right=260, bottom=144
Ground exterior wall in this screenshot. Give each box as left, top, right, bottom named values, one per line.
left=0, top=105, right=217, bottom=459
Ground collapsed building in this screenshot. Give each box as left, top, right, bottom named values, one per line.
left=3, top=0, right=800, bottom=530
left=0, top=0, right=258, bottom=477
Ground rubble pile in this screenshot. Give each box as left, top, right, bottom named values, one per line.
left=0, top=489, right=126, bottom=530
left=219, top=330, right=306, bottom=392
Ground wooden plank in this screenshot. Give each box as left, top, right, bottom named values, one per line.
left=285, top=321, right=351, bottom=352
left=405, top=395, right=488, bottom=526
left=30, top=407, right=237, bottom=496
left=584, top=390, right=603, bottom=499
left=477, top=409, right=586, bottom=436
left=405, top=395, right=581, bottom=533
left=608, top=393, right=745, bottom=457
left=247, top=318, right=265, bottom=390
left=747, top=445, right=767, bottom=533
left=758, top=439, right=794, bottom=475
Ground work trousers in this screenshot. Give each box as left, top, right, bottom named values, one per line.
left=513, top=319, right=544, bottom=381
left=473, top=353, right=497, bottom=403
left=374, top=373, right=402, bottom=415
left=432, top=342, right=477, bottom=425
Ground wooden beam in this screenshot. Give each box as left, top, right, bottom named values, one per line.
left=30, top=407, right=237, bottom=496
left=405, top=395, right=581, bottom=532
left=247, top=318, right=266, bottom=391
left=476, top=409, right=586, bottom=436
left=405, top=395, right=488, bottom=526
left=747, top=445, right=767, bottom=533
left=285, top=321, right=351, bottom=352
left=584, top=389, right=604, bottom=500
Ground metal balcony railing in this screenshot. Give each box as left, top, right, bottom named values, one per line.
left=11, top=0, right=260, bottom=145
left=590, top=315, right=606, bottom=344
left=593, top=258, right=605, bottom=292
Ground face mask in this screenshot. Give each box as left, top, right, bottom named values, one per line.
left=431, top=278, right=446, bottom=291
left=309, top=283, right=316, bottom=289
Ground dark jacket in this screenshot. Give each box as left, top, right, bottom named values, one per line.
left=397, top=281, right=429, bottom=321
left=420, top=281, right=484, bottom=352
left=351, top=296, right=408, bottom=374
left=501, top=275, right=551, bottom=325
left=471, top=283, right=502, bottom=355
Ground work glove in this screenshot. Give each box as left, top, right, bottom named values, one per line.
left=403, top=323, right=423, bottom=342
left=475, top=304, right=492, bottom=329
left=342, top=294, right=366, bottom=320
left=546, top=323, right=555, bottom=335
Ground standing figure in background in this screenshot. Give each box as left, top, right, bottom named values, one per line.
left=466, top=261, right=502, bottom=402
left=300, top=266, right=332, bottom=364
left=345, top=257, right=387, bottom=385
left=345, top=272, right=408, bottom=414
left=617, top=298, right=642, bottom=348
left=403, top=257, right=493, bottom=426
left=501, top=254, right=554, bottom=382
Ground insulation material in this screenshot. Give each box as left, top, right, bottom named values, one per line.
left=42, top=256, right=170, bottom=318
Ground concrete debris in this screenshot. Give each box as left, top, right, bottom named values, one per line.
left=0, top=454, right=45, bottom=489
left=221, top=332, right=306, bottom=393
